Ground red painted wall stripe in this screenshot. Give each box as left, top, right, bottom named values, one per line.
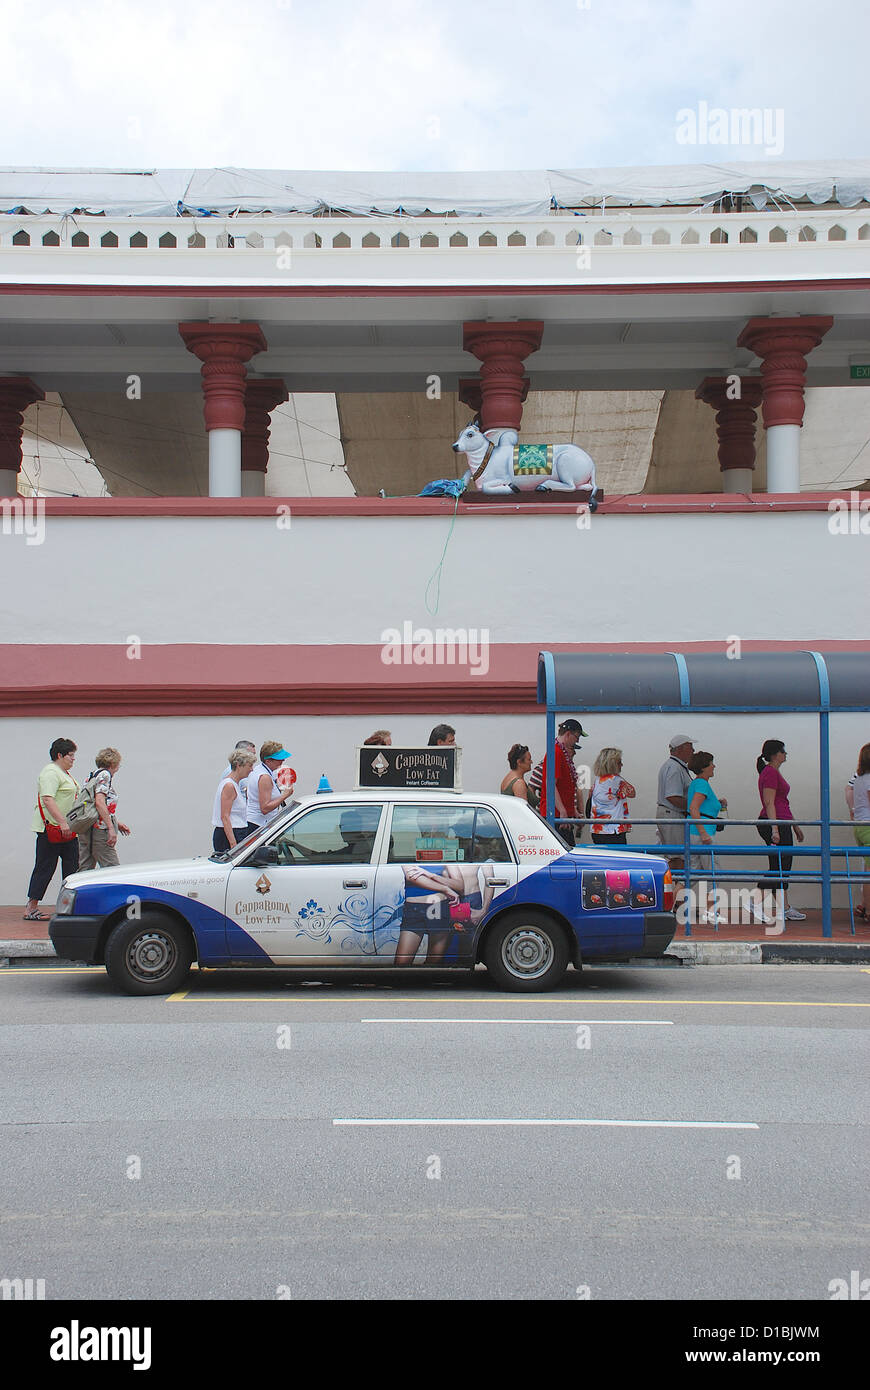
left=3, top=640, right=868, bottom=717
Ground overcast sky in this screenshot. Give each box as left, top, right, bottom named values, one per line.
left=1, top=0, right=866, bottom=172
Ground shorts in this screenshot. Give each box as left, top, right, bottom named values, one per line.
left=855, top=823, right=870, bottom=870
left=655, top=813, right=690, bottom=854
left=400, top=898, right=450, bottom=935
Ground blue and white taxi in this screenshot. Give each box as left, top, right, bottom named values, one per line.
left=50, top=790, right=675, bottom=994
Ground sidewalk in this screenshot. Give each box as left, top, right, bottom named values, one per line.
left=3, top=904, right=869, bottom=965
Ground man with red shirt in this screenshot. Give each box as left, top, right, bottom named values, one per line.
left=537, top=719, right=588, bottom=846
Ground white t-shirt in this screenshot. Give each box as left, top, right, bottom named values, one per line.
left=245, top=761, right=282, bottom=828
left=850, top=772, right=870, bottom=823
left=212, top=777, right=248, bottom=830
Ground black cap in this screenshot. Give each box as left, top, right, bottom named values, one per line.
left=558, top=718, right=589, bottom=736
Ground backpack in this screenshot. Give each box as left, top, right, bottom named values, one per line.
left=66, top=774, right=102, bottom=834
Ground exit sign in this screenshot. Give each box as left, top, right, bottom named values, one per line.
left=850, top=365, right=870, bottom=380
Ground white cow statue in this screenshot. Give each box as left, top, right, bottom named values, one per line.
left=452, top=423, right=599, bottom=504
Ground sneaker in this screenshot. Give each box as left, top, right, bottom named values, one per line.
left=784, top=907, right=807, bottom=921
left=747, top=903, right=777, bottom=927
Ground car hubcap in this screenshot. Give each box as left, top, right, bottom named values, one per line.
left=502, top=927, right=553, bottom=979
left=126, top=932, right=176, bottom=982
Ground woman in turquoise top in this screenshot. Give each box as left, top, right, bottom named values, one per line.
left=686, top=751, right=727, bottom=925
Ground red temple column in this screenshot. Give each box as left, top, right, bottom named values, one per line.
left=736, top=316, right=833, bottom=493
left=695, top=376, right=764, bottom=493
left=242, top=378, right=289, bottom=497
left=462, top=321, right=543, bottom=432
left=0, top=377, right=45, bottom=495
left=179, top=323, right=267, bottom=496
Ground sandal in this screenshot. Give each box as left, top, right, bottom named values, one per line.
left=23, top=910, right=48, bottom=920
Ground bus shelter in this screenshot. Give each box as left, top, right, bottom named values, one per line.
left=537, top=651, right=870, bottom=937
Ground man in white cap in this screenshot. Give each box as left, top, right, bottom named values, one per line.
left=655, top=734, right=695, bottom=869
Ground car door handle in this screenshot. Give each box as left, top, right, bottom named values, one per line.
left=344, top=879, right=367, bottom=888
left=488, top=878, right=509, bottom=886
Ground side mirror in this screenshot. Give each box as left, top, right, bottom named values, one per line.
left=245, top=844, right=279, bottom=867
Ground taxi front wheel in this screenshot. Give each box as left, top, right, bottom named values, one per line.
left=105, top=914, right=193, bottom=996
left=483, top=911, right=570, bottom=992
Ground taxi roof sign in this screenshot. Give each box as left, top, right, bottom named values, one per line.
left=355, top=745, right=462, bottom=792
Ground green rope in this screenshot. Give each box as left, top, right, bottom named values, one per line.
left=424, top=492, right=462, bottom=616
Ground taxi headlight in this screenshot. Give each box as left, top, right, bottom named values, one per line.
left=56, top=887, right=77, bottom=916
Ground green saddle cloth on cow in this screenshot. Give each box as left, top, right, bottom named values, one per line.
left=512, top=443, right=553, bottom=475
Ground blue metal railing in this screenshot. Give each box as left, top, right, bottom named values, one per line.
left=553, top=815, right=869, bottom=938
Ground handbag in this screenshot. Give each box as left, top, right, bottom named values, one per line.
left=38, top=794, right=76, bottom=843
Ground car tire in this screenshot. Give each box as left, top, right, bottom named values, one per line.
left=104, top=914, right=193, bottom=996
left=482, top=910, right=570, bottom=992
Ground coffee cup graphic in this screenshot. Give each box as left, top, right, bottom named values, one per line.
left=630, top=871, right=656, bottom=909
left=582, top=870, right=607, bottom=910
left=606, top=869, right=631, bottom=909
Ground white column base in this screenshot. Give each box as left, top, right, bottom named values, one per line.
left=208, top=428, right=242, bottom=497
left=721, top=468, right=754, bottom=494
left=765, top=424, right=801, bottom=493
left=241, top=469, right=266, bottom=497
left=0, top=468, right=19, bottom=497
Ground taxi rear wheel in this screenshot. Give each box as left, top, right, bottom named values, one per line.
left=105, top=914, right=193, bottom=996
left=483, top=911, right=570, bottom=992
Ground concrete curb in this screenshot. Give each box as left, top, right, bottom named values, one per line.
left=0, top=939, right=58, bottom=960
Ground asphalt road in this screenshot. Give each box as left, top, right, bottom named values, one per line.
left=1, top=962, right=868, bottom=1301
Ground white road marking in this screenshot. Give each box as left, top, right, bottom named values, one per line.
left=360, top=1018, right=673, bottom=1025
left=333, top=1118, right=759, bottom=1128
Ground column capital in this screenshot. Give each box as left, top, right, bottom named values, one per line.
left=243, top=377, right=288, bottom=474
left=179, top=322, right=267, bottom=432
left=736, top=316, right=833, bottom=428
left=695, top=375, right=764, bottom=476
left=462, top=321, right=543, bottom=431
left=0, top=377, right=45, bottom=487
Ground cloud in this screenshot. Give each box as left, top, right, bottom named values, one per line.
left=0, top=0, right=865, bottom=169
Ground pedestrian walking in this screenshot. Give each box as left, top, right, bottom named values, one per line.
left=77, top=748, right=131, bottom=871
left=686, top=751, right=727, bottom=923
left=24, top=738, right=80, bottom=921
left=428, top=724, right=456, bottom=746
left=536, top=719, right=588, bottom=846
left=756, top=738, right=805, bottom=920
left=590, top=748, right=635, bottom=845
left=500, top=744, right=538, bottom=809
left=245, top=740, right=297, bottom=835
left=655, top=734, right=695, bottom=865
left=845, top=742, right=870, bottom=921
left=213, top=747, right=257, bottom=853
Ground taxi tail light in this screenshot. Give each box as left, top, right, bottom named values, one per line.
left=662, top=870, right=674, bottom=912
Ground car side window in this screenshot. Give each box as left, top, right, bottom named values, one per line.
left=269, top=804, right=382, bottom=866
left=386, top=805, right=509, bottom=864
left=471, top=808, right=512, bottom=862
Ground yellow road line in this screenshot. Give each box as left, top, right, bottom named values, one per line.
left=0, top=966, right=101, bottom=975
left=164, top=995, right=870, bottom=1008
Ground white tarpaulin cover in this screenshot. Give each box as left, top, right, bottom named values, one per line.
left=1, top=162, right=868, bottom=217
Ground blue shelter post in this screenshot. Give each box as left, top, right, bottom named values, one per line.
left=808, top=652, right=833, bottom=939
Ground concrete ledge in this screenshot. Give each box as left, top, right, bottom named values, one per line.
left=0, top=939, right=57, bottom=960
left=760, top=941, right=870, bottom=964
left=667, top=941, right=763, bottom=964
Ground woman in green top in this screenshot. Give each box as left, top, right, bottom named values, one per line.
left=500, top=744, right=539, bottom=810
left=25, top=737, right=80, bottom=920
